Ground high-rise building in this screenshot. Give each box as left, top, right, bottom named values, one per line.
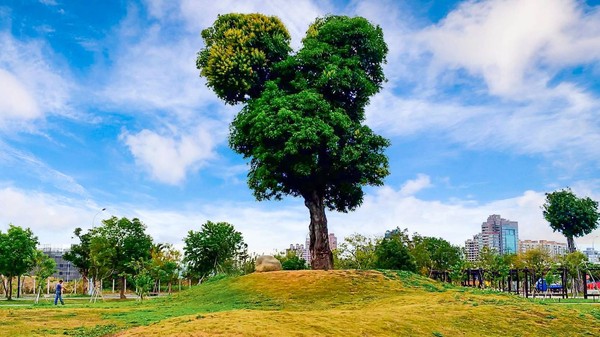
left=286, top=243, right=305, bottom=258
left=328, top=233, right=338, bottom=251
left=297, top=233, right=337, bottom=264
left=481, top=214, right=519, bottom=254
left=465, top=234, right=481, bottom=262
left=519, top=240, right=568, bottom=258
left=464, top=214, right=519, bottom=261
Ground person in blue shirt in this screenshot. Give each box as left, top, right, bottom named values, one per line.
left=54, top=280, right=64, bottom=305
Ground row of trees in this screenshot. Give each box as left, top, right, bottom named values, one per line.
left=331, top=227, right=593, bottom=293
left=65, top=218, right=249, bottom=300
left=1, top=188, right=597, bottom=301
left=333, top=229, right=462, bottom=276
left=0, top=218, right=249, bottom=301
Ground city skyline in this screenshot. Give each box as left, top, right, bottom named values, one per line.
left=1, top=0, right=599, bottom=254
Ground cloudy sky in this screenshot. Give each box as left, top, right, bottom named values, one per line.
left=1, top=0, right=599, bottom=254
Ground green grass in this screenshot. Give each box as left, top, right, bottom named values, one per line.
left=2, top=270, right=600, bottom=336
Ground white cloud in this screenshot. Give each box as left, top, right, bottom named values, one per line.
left=0, top=187, right=98, bottom=247
left=0, top=69, right=40, bottom=122
left=0, top=141, right=87, bottom=196
left=177, top=0, right=329, bottom=50
left=3, top=177, right=599, bottom=255
left=122, top=125, right=217, bottom=185
left=417, top=0, right=600, bottom=99
left=0, top=32, right=73, bottom=131
left=399, top=174, right=432, bottom=196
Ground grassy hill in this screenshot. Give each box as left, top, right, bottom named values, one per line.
left=1, top=270, right=599, bottom=336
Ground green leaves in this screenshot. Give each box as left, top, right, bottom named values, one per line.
left=0, top=224, right=38, bottom=300
left=183, top=221, right=247, bottom=279
left=543, top=188, right=600, bottom=252
left=89, top=216, right=153, bottom=281
left=197, top=13, right=390, bottom=268
left=197, top=13, right=291, bottom=104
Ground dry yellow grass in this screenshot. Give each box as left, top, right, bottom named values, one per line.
left=2, top=270, right=600, bottom=337
left=115, top=270, right=600, bottom=337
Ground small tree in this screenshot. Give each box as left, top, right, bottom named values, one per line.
left=559, top=251, right=588, bottom=295
left=374, top=232, right=416, bottom=272
left=183, top=221, right=247, bottom=281
left=0, top=225, right=38, bottom=300
left=334, top=233, right=378, bottom=270
left=150, top=243, right=181, bottom=294
left=543, top=188, right=599, bottom=253
left=30, top=250, right=57, bottom=304
left=275, top=250, right=308, bottom=270
left=411, top=235, right=463, bottom=277
left=128, top=258, right=154, bottom=301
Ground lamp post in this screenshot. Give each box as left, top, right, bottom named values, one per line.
left=92, top=208, right=107, bottom=229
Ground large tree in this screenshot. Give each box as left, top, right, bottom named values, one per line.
left=183, top=221, right=247, bottom=281
left=0, top=225, right=38, bottom=300
left=89, top=217, right=153, bottom=299
left=196, top=14, right=389, bottom=269
left=543, top=188, right=599, bottom=253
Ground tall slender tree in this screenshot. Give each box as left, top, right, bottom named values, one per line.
left=196, top=14, right=389, bottom=269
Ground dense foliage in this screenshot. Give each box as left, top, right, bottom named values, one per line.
left=197, top=13, right=389, bottom=269
left=275, top=251, right=308, bottom=270
left=183, top=221, right=248, bottom=280
left=0, top=225, right=38, bottom=300
left=543, top=188, right=599, bottom=253
left=89, top=216, right=153, bottom=299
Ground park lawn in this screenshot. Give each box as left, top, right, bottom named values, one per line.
left=1, top=270, right=600, bottom=336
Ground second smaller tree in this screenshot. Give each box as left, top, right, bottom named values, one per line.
left=183, top=221, right=247, bottom=282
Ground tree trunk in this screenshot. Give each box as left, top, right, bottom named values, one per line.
left=7, top=277, right=13, bottom=300
left=120, top=275, right=127, bottom=299
left=567, top=236, right=576, bottom=253
left=82, top=274, right=88, bottom=295
left=1, top=276, right=7, bottom=298
left=304, top=190, right=333, bottom=270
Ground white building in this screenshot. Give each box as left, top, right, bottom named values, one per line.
left=583, top=247, right=599, bottom=263
left=519, top=240, right=568, bottom=258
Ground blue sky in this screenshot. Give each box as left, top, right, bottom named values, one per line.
left=1, top=0, right=599, bottom=254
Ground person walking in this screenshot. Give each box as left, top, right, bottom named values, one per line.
left=54, top=280, right=64, bottom=305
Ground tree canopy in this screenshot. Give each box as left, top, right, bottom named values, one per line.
left=183, top=221, right=247, bottom=280
left=374, top=231, right=416, bottom=272
left=0, top=225, right=38, bottom=300
left=197, top=13, right=389, bottom=270
left=543, top=188, right=600, bottom=253
left=89, top=216, right=153, bottom=299
left=63, top=227, right=92, bottom=294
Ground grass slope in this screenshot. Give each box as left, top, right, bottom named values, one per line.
left=115, top=270, right=600, bottom=336
left=1, top=270, right=600, bottom=336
